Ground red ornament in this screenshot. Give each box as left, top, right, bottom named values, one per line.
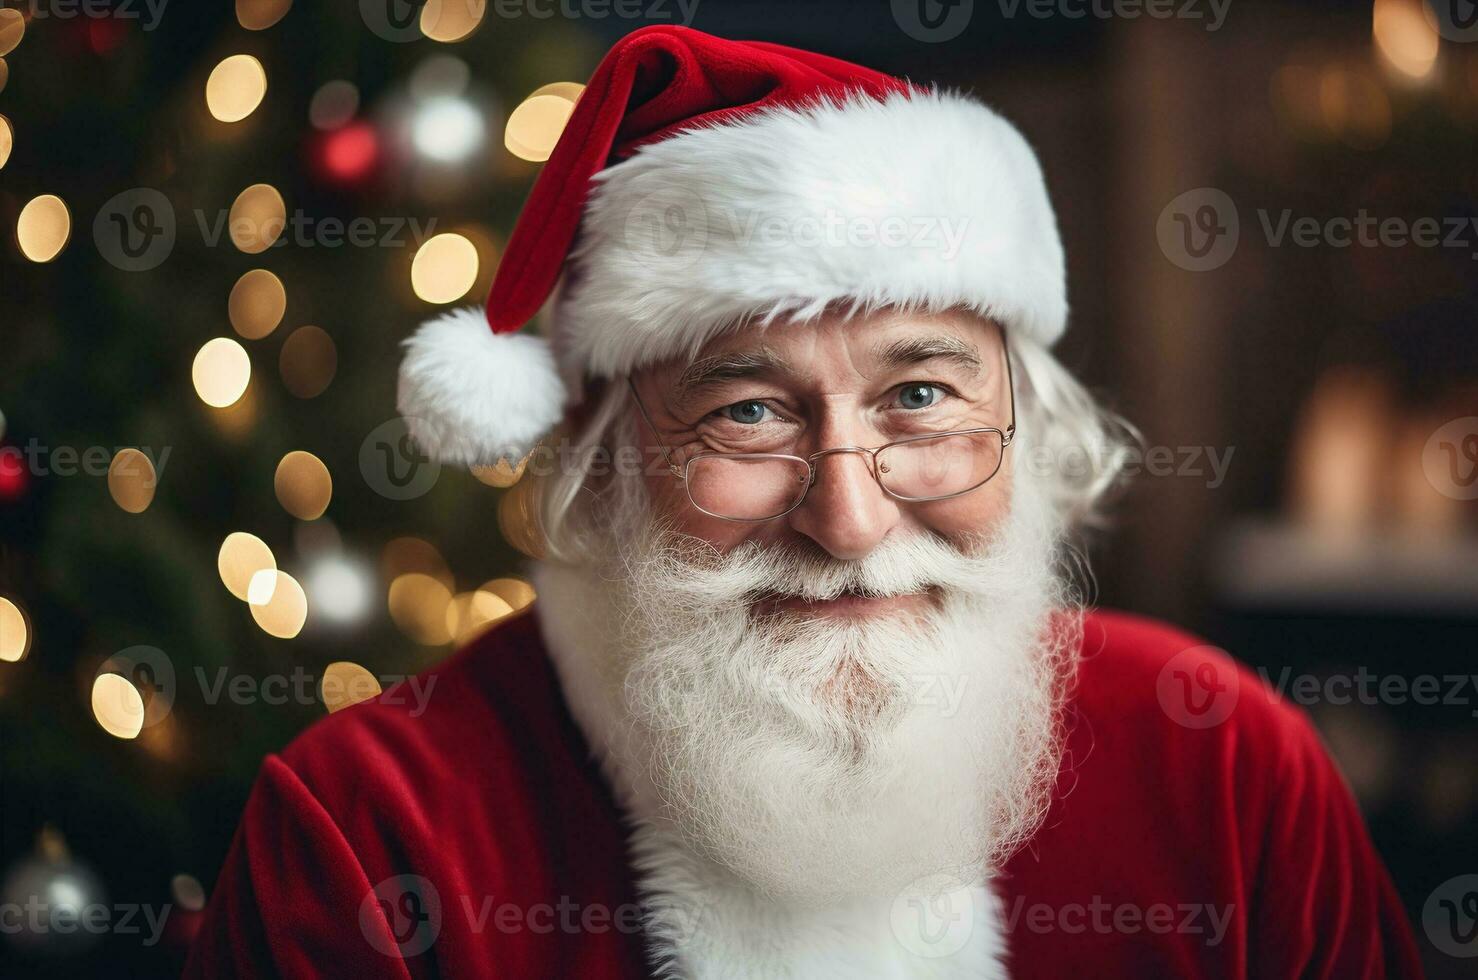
left=317, top=122, right=379, bottom=185
left=0, top=446, right=27, bottom=501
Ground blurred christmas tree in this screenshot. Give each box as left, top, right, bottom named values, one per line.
left=0, top=3, right=602, bottom=974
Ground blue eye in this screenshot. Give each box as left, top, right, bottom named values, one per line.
left=723, top=400, right=769, bottom=424
left=897, top=384, right=941, bottom=410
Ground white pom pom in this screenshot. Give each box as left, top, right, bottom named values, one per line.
left=397, top=307, right=567, bottom=467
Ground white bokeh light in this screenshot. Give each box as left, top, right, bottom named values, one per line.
left=305, top=555, right=373, bottom=625
left=412, top=97, right=484, bottom=163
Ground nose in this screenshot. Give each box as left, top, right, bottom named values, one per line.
left=785, top=448, right=903, bottom=561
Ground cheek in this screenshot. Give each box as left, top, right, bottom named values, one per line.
left=911, top=469, right=1013, bottom=540
left=644, top=470, right=765, bottom=551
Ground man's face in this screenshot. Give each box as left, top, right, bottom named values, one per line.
left=533, top=307, right=1067, bottom=902
left=627, top=307, right=1015, bottom=621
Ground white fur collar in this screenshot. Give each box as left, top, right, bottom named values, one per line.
left=629, top=816, right=1008, bottom=979
left=529, top=562, right=1010, bottom=978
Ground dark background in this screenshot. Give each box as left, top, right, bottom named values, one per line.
left=1, top=0, right=1475, bottom=975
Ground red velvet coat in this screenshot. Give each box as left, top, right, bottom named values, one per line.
left=182, top=608, right=1422, bottom=978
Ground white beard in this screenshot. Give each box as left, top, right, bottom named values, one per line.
left=532, top=474, right=1077, bottom=976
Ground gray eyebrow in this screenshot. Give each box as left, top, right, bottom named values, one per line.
left=672, top=345, right=795, bottom=400
left=870, top=335, right=984, bottom=376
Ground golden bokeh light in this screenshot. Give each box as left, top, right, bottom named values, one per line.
left=229, top=269, right=287, bottom=340
left=0, top=58, right=9, bottom=94
left=410, top=232, right=479, bottom=304
left=107, top=449, right=158, bottom=514
left=0, top=9, right=23, bottom=58
left=505, top=86, right=582, bottom=162
left=207, top=378, right=261, bottom=440
left=92, top=673, right=145, bottom=740
left=274, top=450, right=333, bottom=521
left=249, top=570, right=308, bottom=638
left=471, top=454, right=528, bottom=488
left=246, top=568, right=278, bottom=606
left=388, top=572, right=454, bottom=645
left=236, top=0, right=293, bottom=30
left=278, top=325, right=337, bottom=398
left=1373, top=0, right=1439, bottom=79
left=0, top=114, right=11, bottom=171
left=218, top=532, right=276, bottom=601
left=421, top=0, right=486, bottom=42
left=228, top=183, right=286, bottom=254
left=446, top=590, right=512, bottom=645
left=206, top=54, right=268, bottom=123
left=321, top=661, right=382, bottom=713
left=530, top=81, right=586, bottom=104
left=192, top=337, right=252, bottom=408
left=17, top=194, right=72, bottom=263
left=0, top=596, right=30, bottom=663
left=480, top=577, right=536, bottom=614
left=497, top=473, right=547, bottom=559
left=380, top=537, right=453, bottom=588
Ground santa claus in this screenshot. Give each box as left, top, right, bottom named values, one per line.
left=184, top=25, right=1422, bottom=979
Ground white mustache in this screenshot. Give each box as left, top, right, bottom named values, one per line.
left=624, top=518, right=1047, bottom=611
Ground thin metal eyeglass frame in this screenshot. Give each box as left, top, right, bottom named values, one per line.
left=626, top=346, right=1017, bottom=523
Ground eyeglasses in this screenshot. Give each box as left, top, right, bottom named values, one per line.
left=628, top=349, right=1016, bottom=523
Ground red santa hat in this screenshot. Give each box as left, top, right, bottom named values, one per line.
left=399, top=25, right=1067, bottom=466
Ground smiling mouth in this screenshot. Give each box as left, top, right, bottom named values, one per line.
left=750, top=585, right=941, bottom=620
